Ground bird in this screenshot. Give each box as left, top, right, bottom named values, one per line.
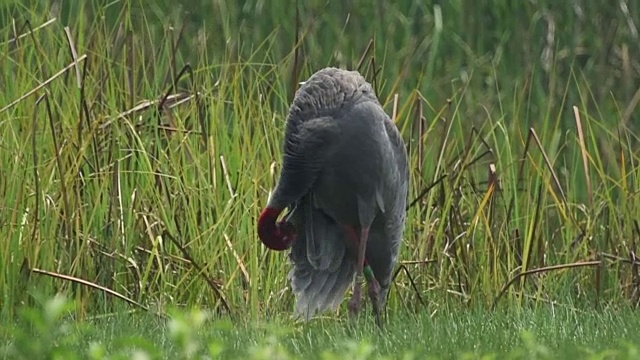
left=257, top=67, right=409, bottom=326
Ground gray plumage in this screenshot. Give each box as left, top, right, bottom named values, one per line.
left=265, top=67, right=409, bottom=321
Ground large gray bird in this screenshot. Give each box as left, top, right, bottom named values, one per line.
left=257, top=67, right=409, bottom=326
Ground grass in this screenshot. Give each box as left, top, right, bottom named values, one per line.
left=1, top=0, right=639, bottom=358
left=2, top=295, right=640, bottom=359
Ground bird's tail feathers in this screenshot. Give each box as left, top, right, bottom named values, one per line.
left=288, top=196, right=355, bottom=320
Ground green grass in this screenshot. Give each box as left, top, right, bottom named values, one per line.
left=1, top=0, right=640, bottom=358
left=3, top=295, right=640, bottom=359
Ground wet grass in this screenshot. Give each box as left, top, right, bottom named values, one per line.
left=2, top=296, right=640, bottom=359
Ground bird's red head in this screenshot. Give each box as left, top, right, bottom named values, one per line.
left=257, top=207, right=297, bottom=251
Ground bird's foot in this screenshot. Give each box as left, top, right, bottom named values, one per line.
left=348, top=275, right=364, bottom=318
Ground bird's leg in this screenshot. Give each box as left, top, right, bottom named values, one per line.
left=363, top=264, right=382, bottom=328
left=343, top=226, right=362, bottom=318
left=344, top=224, right=381, bottom=326
left=348, top=226, right=369, bottom=318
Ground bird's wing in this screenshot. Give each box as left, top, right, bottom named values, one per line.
left=383, top=116, right=410, bottom=204
left=365, top=115, right=409, bottom=297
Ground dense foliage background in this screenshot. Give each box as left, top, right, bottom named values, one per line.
left=1, top=0, right=639, bottom=322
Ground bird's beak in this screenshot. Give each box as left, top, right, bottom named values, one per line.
left=283, top=203, right=298, bottom=222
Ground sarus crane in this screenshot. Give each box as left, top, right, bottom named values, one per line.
left=257, top=67, right=409, bottom=326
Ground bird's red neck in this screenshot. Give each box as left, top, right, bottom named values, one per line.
left=258, top=207, right=296, bottom=251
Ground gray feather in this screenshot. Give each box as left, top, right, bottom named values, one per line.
left=288, top=195, right=355, bottom=320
